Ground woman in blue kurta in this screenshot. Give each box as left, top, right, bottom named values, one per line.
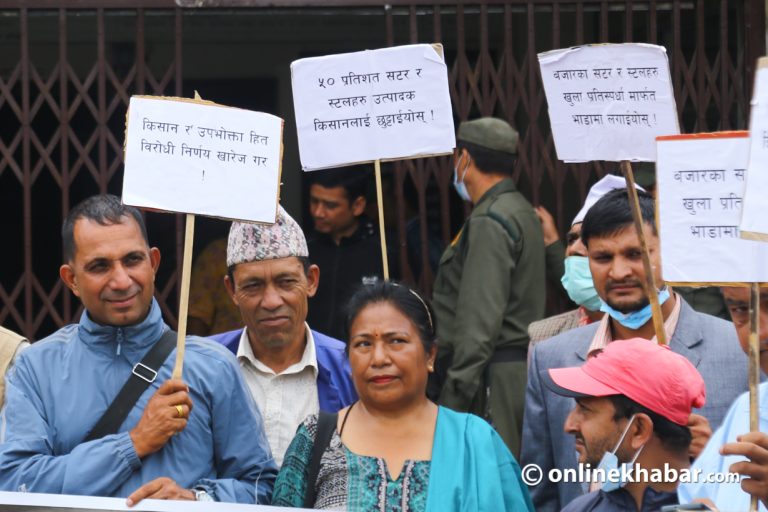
left=271, top=281, right=533, bottom=511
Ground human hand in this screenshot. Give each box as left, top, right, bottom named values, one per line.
left=129, top=379, right=193, bottom=458
left=126, top=477, right=195, bottom=506
left=534, top=206, right=560, bottom=246
left=721, top=431, right=768, bottom=509
left=687, top=413, right=712, bottom=460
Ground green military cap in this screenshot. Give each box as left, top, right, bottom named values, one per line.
left=457, top=117, right=519, bottom=154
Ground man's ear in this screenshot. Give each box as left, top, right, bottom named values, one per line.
left=306, top=264, right=320, bottom=298
left=224, top=274, right=239, bottom=306
left=351, top=196, right=366, bottom=217
left=630, top=413, right=654, bottom=449
left=149, top=247, right=161, bottom=275
left=60, top=264, right=80, bottom=297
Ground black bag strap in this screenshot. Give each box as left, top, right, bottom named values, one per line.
left=303, top=411, right=338, bottom=508
left=84, top=329, right=177, bottom=442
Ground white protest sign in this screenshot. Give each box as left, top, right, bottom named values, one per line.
left=657, top=132, right=768, bottom=283
left=291, top=44, right=455, bottom=171
left=0, top=491, right=314, bottom=511
left=123, top=96, right=283, bottom=223
left=740, top=58, right=768, bottom=242
left=539, top=43, right=680, bottom=162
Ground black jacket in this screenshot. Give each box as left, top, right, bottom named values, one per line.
left=307, top=219, right=385, bottom=340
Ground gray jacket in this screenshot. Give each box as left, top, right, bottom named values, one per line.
left=521, top=298, right=749, bottom=512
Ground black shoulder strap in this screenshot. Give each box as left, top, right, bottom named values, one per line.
left=304, top=411, right=338, bottom=508
left=84, top=329, right=177, bottom=442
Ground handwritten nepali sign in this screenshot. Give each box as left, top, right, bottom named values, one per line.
left=291, top=44, right=455, bottom=171
left=123, top=96, right=283, bottom=223
left=740, top=58, right=768, bottom=242
left=656, top=132, right=768, bottom=283
left=539, top=43, right=679, bottom=162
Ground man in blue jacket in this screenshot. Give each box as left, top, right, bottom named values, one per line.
left=0, top=194, right=276, bottom=504
left=212, top=205, right=357, bottom=466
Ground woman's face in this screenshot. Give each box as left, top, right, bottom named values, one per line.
left=348, top=301, right=436, bottom=410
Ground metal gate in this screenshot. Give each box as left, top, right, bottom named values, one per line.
left=0, top=0, right=763, bottom=340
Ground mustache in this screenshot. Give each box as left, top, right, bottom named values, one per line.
left=100, top=286, right=141, bottom=301
left=605, top=279, right=643, bottom=290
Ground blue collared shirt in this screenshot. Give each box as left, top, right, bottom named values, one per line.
left=0, top=299, right=277, bottom=503
left=678, top=381, right=768, bottom=512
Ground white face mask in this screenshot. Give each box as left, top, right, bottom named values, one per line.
left=595, top=414, right=645, bottom=492
left=452, top=153, right=471, bottom=202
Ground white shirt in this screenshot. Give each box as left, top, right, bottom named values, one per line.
left=236, top=324, right=320, bottom=467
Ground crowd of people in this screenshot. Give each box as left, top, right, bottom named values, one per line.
left=0, top=116, right=765, bottom=512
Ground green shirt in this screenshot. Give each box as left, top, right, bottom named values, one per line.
left=432, top=179, right=546, bottom=410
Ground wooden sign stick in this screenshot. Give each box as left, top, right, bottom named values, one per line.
left=749, top=282, right=761, bottom=512
left=170, top=90, right=205, bottom=379
left=620, top=160, right=667, bottom=345
left=172, top=213, right=195, bottom=379
left=374, top=159, right=391, bottom=280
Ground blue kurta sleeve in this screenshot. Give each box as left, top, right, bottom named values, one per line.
left=193, top=353, right=278, bottom=504
left=0, top=355, right=142, bottom=495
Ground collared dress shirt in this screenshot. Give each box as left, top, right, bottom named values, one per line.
left=236, top=324, right=320, bottom=466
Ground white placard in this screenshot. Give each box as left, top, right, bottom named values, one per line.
left=657, top=133, right=768, bottom=283
left=291, top=44, right=455, bottom=171
left=740, top=60, right=768, bottom=242
left=0, top=491, right=313, bottom=512
left=538, top=43, right=680, bottom=163
left=123, top=96, right=283, bottom=223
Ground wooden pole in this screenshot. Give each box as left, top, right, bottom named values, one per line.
left=620, top=160, right=667, bottom=346
left=374, top=159, right=390, bottom=280
left=172, top=213, right=195, bottom=379
left=749, top=282, right=760, bottom=512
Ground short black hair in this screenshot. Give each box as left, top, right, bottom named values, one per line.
left=62, top=194, right=148, bottom=262
left=227, top=256, right=312, bottom=285
left=344, top=280, right=437, bottom=354
left=608, top=395, right=692, bottom=454
left=457, top=140, right=516, bottom=176
left=309, top=166, right=371, bottom=203
left=580, top=188, right=656, bottom=247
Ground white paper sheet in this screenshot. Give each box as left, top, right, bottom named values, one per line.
left=739, top=63, right=768, bottom=241
left=657, top=133, right=768, bottom=283
left=0, top=491, right=312, bottom=512
left=291, top=44, right=455, bottom=171
left=539, top=43, right=680, bottom=162
left=123, top=96, right=283, bottom=223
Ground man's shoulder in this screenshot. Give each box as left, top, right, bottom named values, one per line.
left=0, top=326, right=27, bottom=346
left=186, top=334, right=241, bottom=365
left=529, top=309, right=582, bottom=344
left=208, top=328, right=242, bottom=355
left=561, top=490, right=601, bottom=512
left=533, top=322, right=597, bottom=360
left=312, top=330, right=347, bottom=357
left=21, top=324, right=78, bottom=354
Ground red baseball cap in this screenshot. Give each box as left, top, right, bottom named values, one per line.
left=542, top=338, right=706, bottom=426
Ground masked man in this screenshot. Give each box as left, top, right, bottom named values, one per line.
left=432, top=117, right=546, bottom=457
left=545, top=338, right=705, bottom=511
left=521, top=188, right=748, bottom=511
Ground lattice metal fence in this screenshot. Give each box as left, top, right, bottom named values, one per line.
left=0, top=0, right=763, bottom=340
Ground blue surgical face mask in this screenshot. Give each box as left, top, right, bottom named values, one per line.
left=596, top=414, right=645, bottom=492
left=600, top=287, right=671, bottom=330
left=452, top=154, right=472, bottom=203
left=561, top=256, right=602, bottom=312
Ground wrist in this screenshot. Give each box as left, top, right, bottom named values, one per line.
left=129, top=429, right=149, bottom=459
left=192, top=486, right=215, bottom=502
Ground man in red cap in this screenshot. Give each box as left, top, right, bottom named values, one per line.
left=542, top=338, right=706, bottom=511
